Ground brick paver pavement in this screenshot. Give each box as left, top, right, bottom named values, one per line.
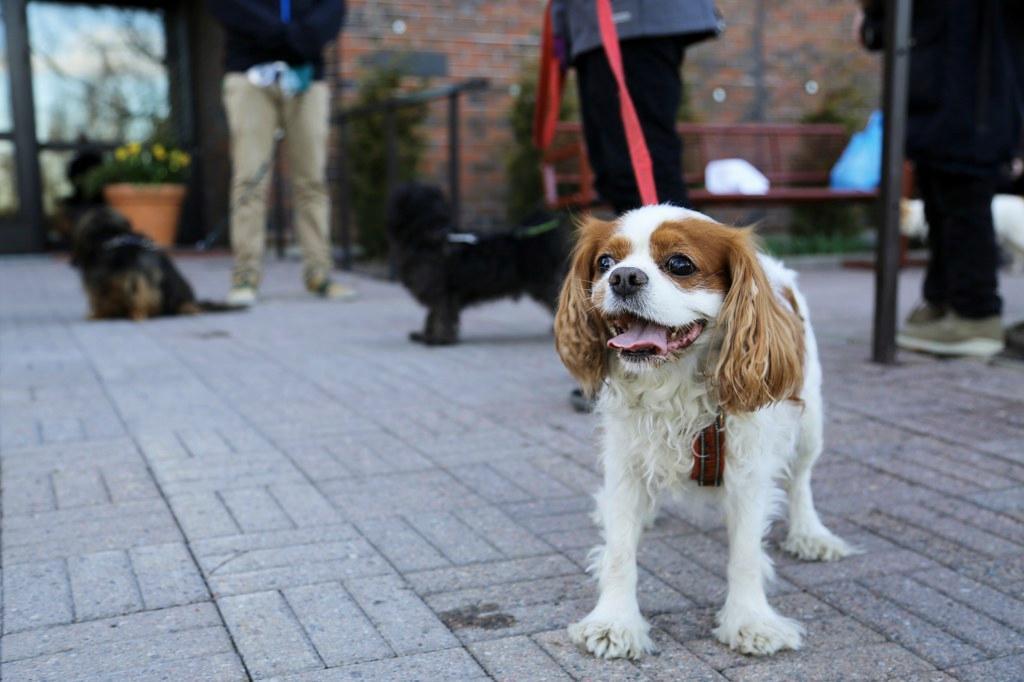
left=2, top=254, right=1023, bottom=681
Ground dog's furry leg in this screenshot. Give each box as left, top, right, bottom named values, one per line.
left=568, top=424, right=655, bottom=660
left=714, top=418, right=803, bottom=656
left=412, top=299, right=460, bottom=345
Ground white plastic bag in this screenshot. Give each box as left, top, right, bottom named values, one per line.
left=705, top=159, right=770, bottom=195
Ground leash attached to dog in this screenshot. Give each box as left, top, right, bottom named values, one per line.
left=536, top=0, right=725, bottom=485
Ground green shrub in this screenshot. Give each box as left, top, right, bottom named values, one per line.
left=346, top=66, right=427, bottom=258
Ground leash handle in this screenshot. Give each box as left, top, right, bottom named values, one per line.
left=596, top=0, right=659, bottom=206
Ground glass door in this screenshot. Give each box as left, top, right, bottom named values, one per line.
left=0, top=8, right=22, bottom=232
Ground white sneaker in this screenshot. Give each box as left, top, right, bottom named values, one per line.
left=226, top=286, right=257, bottom=306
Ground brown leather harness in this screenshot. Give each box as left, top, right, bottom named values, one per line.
left=691, top=414, right=726, bottom=487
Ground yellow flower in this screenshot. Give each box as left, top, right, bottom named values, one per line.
left=171, top=150, right=191, bottom=168
left=152, top=144, right=167, bottom=161
left=114, top=147, right=128, bottom=162
left=127, top=142, right=141, bottom=155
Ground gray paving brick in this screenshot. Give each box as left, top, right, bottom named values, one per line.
left=950, top=653, right=1024, bottom=682
left=454, top=505, right=552, bottom=558
left=219, top=487, right=296, bottom=532
left=469, top=635, right=572, bottom=681
left=489, top=458, right=577, bottom=499
left=3, top=559, right=73, bottom=633
left=219, top=590, right=323, bottom=679
left=269, top=482, right=344, bottom=526
left=2, top=473, right=56, bottom=515
left=0, top=626, right=233, bottom=682
left=406, top=554, right=580, bottom=595
left=885, top=503, right=1024, bottom=558
left=129, top=543, right=209, bottom=609
left=449, top=463, right=535, bottom=504
left=52, top=468, right=109, bottom=508
left=283, top=582, right=393, bottom=665
left=721, top=643, right=933, bottom=681
left=166, top=491, right=241, bottom=539
left=406, top=511, right=503, bottom=565
left=813, top=582, right=984, bottom=668
left=101, top=464, right=161, bottom=503
left=912, top=565, right=1024, bottom=632
left=346, top=574, right=459, bottom=655
left=356, top=517, right=451, bottom=572
left=322, top=470, right=485, bottom=520
left=275, top=647, right=488, bottom=681
left=863, top=574, right=1024, bottom=655
left=99, top=651, right=247, bottom=682
left=1, top=603, right=221, bottom=662
left=67, top=550, right=144, bottom=621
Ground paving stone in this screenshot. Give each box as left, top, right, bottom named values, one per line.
left=52, top=468, right=109, bottom=508
left=283, top=582, right=393, bottom=665
left=346, top=574, right=459, bottom=655
left=0, top=626, right=233, bottom=682
left=275, top=647, right=488, bottom=681
left=322, top=470, right=486, bottom=520
left=67, top=550, right=144, bottom=621
left=3, top=559, right=74, bottom=632
left=449, top=463, right=535, bottom=504
left=129, top=543, right=209, bottom=609
left=950, top=653, right=1024, bottom=682
left=218, top=590, right=323, bottom=679
left=268, top=482, right=344, bottom=526
left=912, top=565, right=1024, bottom=632
left=219, top=487, right=296, bottom=533
left=355, top=517, right=451, bottom=572
left=454, top=505, right=553, bottom=558
left=166, top=491, right=241, bottom=539
left=99, top=652, right=247, bottom=682
left=1, top=603, right=221, bottom=661
left=406, top=511, right=504, bottom=565
left=862, top=574, right=1024, bottom=655
left=2, top=473, right=57, bottom=515
left=721, top=643, right=933, bottom=681
left=469, top=635, right=573, bottom=681
left=813, top=582, right=984, bottom=668
left=405, top=554, right=580, bottom=595
left=532, top=628, right=645, bottom=681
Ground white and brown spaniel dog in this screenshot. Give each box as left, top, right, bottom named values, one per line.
left=555, top=205, right=854, bottom=659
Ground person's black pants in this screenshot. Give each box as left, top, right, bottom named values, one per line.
left=916, top=165, right=1002, bottom=318
left=574, top=37, right=687, bottom=213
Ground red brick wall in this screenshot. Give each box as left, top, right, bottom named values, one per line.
left=330, top=0, right=881, bottom=229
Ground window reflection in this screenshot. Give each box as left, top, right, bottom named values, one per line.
left=0, top=141, right=17, bottom=215
left=28, top=2, right=169, bottom=143
left=1, top=16, right=11, bottom=132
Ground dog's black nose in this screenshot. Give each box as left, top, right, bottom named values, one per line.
left=608, top=267, right=648, bottom=297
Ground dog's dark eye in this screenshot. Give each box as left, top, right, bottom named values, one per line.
left=597, top=254, right=616, bottom=273
left=666, top=254, right=697, bottom=276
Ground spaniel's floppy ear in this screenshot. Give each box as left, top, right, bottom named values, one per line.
left=714, top=230, right=804, bottom=414
left=555, top=216, right=614, bottom=397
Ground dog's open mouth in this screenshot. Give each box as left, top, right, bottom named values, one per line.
left=607, top=314, right=706, bottom=360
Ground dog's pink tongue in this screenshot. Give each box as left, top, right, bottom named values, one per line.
left=608, top=320, right=670, bottom=354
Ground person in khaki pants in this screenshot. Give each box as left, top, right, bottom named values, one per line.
left=207, top=0, right=353, bottom=304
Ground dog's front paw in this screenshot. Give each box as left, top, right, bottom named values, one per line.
left=568, top=611, right=654, bottom=660
left=714, top=609, right=803, bottom=656
left=782, top=530, right=858, bottom=562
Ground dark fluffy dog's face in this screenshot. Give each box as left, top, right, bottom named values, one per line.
left=71, top=207, right=133, bottom=268
left=387, top=183, right=452, bottom=245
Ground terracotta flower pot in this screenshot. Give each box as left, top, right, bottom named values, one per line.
left=103, top=183, right=186, bottom=247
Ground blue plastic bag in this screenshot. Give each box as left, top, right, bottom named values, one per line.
left=830, top=110, right=882, bottom=190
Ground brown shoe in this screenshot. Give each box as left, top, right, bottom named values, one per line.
left=905, top=301, right=946, bottom=325
left=897, top=312, right=1004, bottom=357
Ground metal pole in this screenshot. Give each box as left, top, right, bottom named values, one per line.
left=872, top=0, right=912, bottom=364
left=273, top=135, right=287, bottom=259
left=384, top=105, right=398, bottom=280
left=448, top=91, right=460, bottom=232
left=337, top=120, right=353, bottom=270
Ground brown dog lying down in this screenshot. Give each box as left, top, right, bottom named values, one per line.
left=71, top=207, right=242, bottom=320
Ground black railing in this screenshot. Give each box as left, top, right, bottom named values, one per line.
left=332, top=77, right=489, bottom=271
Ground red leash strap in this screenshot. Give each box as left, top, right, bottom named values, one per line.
left=595, top=0, right=658, bottom=205
left=533, top=1, right=564, bottom=151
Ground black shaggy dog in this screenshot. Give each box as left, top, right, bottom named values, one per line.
left=387, top=182, right=570, bottom=345
left=71, top=207, right=240, bottom=320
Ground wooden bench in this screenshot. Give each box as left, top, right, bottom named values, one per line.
left=541, top=121, right=878, bottom=209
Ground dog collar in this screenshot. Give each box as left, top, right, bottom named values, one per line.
left=691, top=414, right=725, bottom=487
left=101, top=234, right=155, bottom=251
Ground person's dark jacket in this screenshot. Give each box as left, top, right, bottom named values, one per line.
left=554, top=0, right=721, bottom=61
left=862, top=0, right=1024, bottom=176
left=206, top=0, right=345, bottom=79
